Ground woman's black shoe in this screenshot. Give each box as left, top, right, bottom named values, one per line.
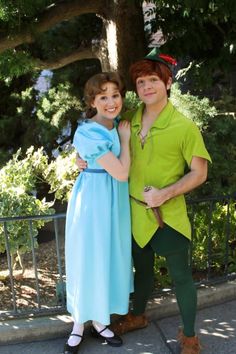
left=90, top=325, right=123, bottom=347
left=63, top=333, right=83, bottom=353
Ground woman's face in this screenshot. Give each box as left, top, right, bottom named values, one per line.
left=91, top=82, right=122, bottom=120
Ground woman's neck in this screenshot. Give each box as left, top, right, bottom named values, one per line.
left=92, top=115, right=114, bottom=130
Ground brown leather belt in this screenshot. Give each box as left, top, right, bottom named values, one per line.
left=130, top=195, right=164, bottom=228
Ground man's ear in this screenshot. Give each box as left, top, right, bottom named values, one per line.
left=166, top=77, right=172, bottom=90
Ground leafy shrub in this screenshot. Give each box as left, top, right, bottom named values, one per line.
left=44, top=148, right=79, bottom=202
left=123, top=91, right=141, bottom=111
left=189, top=199, right=236, bottom=278
left=0, top=147, right=54, bottom=271
left=170, top=84, right=217, bottom=128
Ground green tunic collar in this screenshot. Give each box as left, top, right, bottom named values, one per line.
left=131, top=100, right=175, bottom=130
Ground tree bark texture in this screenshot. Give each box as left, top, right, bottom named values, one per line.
left=110, top=0, right=147, bottom=88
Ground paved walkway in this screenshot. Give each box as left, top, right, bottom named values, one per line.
left=0, top=281, right=236, bottom=353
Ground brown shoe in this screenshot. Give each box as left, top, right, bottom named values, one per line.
left=177, top=328, right=202, bottom=354
left=110, top=312, right=148, bottom=335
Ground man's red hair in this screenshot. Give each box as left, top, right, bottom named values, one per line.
left=129, top=59, right=172, bottom=86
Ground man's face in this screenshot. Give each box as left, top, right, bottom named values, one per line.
left=136, top=74, right=171, bottom=106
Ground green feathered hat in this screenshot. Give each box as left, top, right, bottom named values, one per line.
left=144, top=48, right=177, bottom=68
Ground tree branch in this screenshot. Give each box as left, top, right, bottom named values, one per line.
left=0, top=0, right=105, bottom=54
left=34, top=47, right=98, bottom=70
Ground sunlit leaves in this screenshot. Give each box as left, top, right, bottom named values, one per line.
left=0, top=146, right=54, bottom=256
left=0, top=50, right=35, bottom=79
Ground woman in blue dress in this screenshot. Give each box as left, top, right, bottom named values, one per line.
left=64, top=72, right=133, bottom=353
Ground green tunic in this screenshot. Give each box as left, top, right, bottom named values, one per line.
left=123, top=101, right=211, bottom=248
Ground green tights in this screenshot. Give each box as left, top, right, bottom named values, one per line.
left=132, top=224, right=197, bottom=337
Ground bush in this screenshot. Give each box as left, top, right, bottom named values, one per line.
left=0, top=147, right=54, bottom=272
left=44, top=148, right=79, bottom=202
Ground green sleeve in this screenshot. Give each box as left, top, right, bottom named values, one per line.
left=182, top=122, right=212, bottom=167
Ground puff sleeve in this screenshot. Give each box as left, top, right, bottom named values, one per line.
left=73, top=122, right=113, bottom=161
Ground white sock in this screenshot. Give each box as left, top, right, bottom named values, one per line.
left=92, top=320, right=114, bottom=338
left=68, top=322, right=84, bottom=346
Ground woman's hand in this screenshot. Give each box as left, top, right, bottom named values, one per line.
left=118, top=120, right=131, bottom=142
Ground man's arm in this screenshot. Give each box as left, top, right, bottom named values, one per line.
left=143, top=156, right=208, bottom=207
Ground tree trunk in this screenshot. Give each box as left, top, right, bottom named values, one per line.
left=116, top=0, right=147, bottom=88
left=103, top=0, right=147, bottom=89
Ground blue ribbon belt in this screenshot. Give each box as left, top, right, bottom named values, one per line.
left=83, top=168, right=107, bottom=173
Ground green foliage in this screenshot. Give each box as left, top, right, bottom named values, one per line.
left=0, top=1, right=54, bottom=28
left=123, top=90, right=142, bottom=111
left=154, top=256, right=172, bottom=289
left=0, top=146, right=48, bottom=191
left=0, top=146, right=54, bottom=258
left=0, top=50, right=35, bottom=79
left=214, top=91, right=236, bottom=113
left=149, top=0, right=236, bottom=92
left=151, top=0, right=236, bottom=59
left=170, top=84, right=217, bottom=128
left=0, top=77, right=39, bottom=166
left=0, top=81, right=82, bottom=164
left=44, top=149, right=79, bottom=202
left=202, top=113, right=236, bottom=195
left=51, top=60, right=101, bottom=98
left=0, top=189, right=53, bottom=255
left=38, top=15, right=102, bottom=61
left=189, top=199, right=236, bottom=279
left=35, top=82, right=82, bottom=149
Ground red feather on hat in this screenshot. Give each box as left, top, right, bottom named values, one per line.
left=159, top=54, right=177, bottom=66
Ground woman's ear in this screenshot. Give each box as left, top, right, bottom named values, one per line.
left=166, top=77, right=172, bottom=90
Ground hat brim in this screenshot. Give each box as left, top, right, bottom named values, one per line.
left=145, top=56, right=172, bottom=68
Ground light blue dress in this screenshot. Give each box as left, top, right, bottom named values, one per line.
left=65, top=119, right=133, bottom=325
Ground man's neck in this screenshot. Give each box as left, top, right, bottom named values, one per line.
left=143, top=99, right=168, bottom=122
